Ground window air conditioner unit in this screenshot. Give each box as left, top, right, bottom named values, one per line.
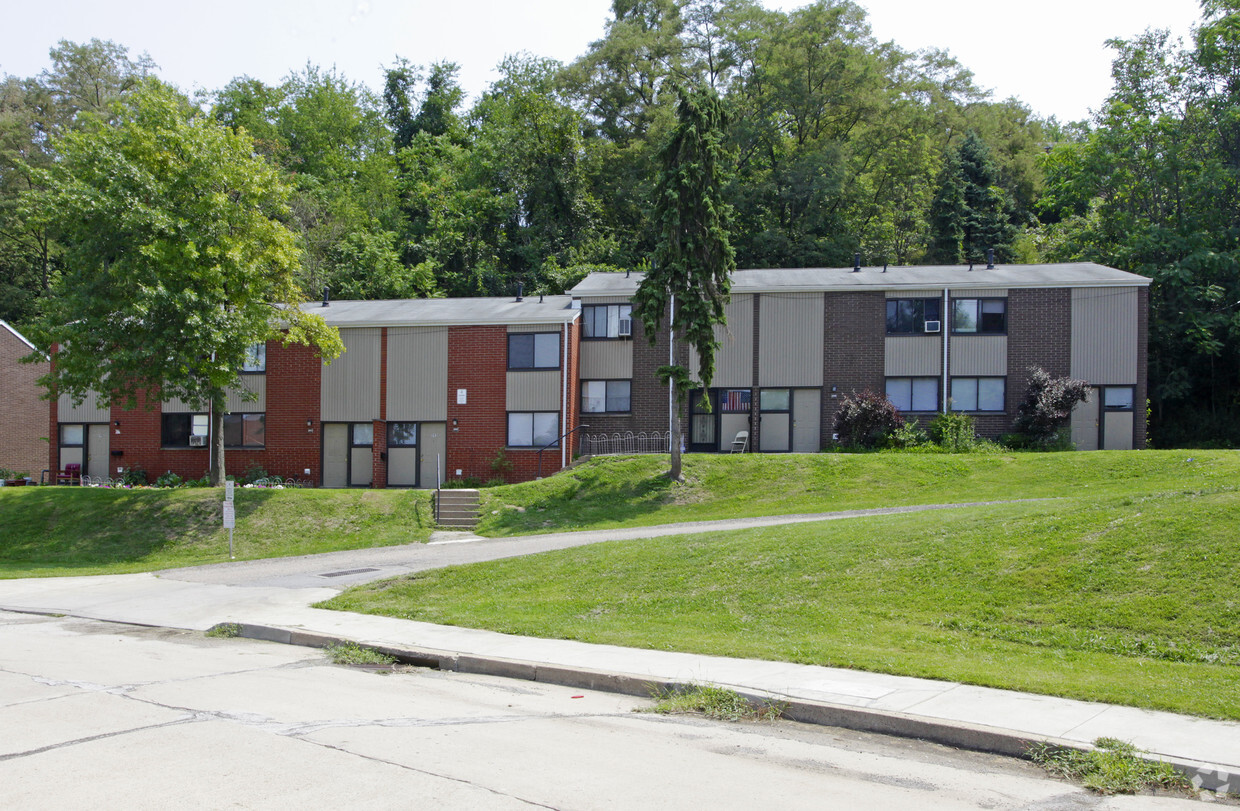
left=923, top=320, right=941, bottom=333
left=189, top=435, right=208, bottom=447
left=617, top=318, right=632, bottom=337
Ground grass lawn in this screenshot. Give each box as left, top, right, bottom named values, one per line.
left=323, top=486, right=1240, bottom=720
left=0, top=486, right=433, bottom=577
left=475, top=449, right=1239, bottom=534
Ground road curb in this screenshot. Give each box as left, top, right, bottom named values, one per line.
left=219, top=622, right=1235, bottom=793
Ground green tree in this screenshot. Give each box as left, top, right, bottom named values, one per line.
left=633, top=83, right=735, bottom=480
left=25, top=79, right=342, bottom=485
left=928, top=131, right=1016, bottom=263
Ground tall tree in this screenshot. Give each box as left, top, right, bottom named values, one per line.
left=25, top=79, right=342, bottom=485
left=633, top=83, right=735, bottom=480
left=928, top=131, right=1015, bottom=263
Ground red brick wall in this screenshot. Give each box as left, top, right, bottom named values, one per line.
left=822, top=292, right=887, bottom=443
left=445, top=325, right=510, bottom=482
left=1004, top=288, right=1073, bottom=437
left=101, top=340, right=324, bottom=485
left=0, top=325, right=48, bottom=478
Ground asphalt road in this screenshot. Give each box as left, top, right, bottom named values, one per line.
left=1, top=611, right=1196, bottom=810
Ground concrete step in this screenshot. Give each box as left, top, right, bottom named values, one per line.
left=433, top=489, right=480, bottom=529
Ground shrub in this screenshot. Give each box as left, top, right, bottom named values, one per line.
left=834, top=389, right=902, bottom=449
left=886, top=419, right=929, bottom=449
left=154, top=471, right=183, bottom=488
left=238, top=462, right=269, bottom=485
left=1013, top=367, right=1090, bottom=447
left=929, top=412, right=976, bottom=452
left=119, top=466, right=148, bottom=486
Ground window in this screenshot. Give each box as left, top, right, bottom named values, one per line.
left=886, top=378, right=939, bottom=412
left=582, top=304, right=633, bottom=338
left=161, top=413, right=209, bottom=447
left=508, top=333, right=560, bottom=369
left=1103, top=386, right=1135, bottom=411
left=886, top=298, right=941, bottom=334
left=508, top=412, right=559, bottom=447
left=241, top=343, right=266, bottom=372
left=950, top=378, right=1005, bottom=412
left=759, top=389, right=790, bottom=411
left=388, top=422, right=417, bottom=447
left=59, top=424, right=84, bottom=446
left=951, top=299, right=1006, bottom=334
left=582, top=380, right=631, bottom=413
left=722, top=389, right=751, bottom=413
left=223, top=413, right=265, bottom=448
left=351, top=423, right=374, bottom=447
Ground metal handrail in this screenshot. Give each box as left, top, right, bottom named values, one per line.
left=434, top=453, right=442, bottom=523
left=536, top=424, right=588, bottom=479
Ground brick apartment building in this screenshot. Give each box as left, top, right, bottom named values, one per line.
left=1, top=321, right=48, bottom=479
left=49, top=295, right=582, bottom=487
left=40, top=261, right=1148, bottom=488
left=570, top=261, right=1149, bottom=454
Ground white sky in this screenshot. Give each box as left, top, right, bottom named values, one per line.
left=2, top=0, right=1204, bottom=123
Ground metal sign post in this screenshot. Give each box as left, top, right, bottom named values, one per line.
left=223, top=481, right=235, bottom=559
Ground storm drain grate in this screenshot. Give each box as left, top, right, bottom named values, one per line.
left=319, top=567, right=380, bottom=578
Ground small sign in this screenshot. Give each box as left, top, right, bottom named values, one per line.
left=224, top=480, right=235, bottom=502
left=457, top=388, right=467, bottom=404
left=222, top=501, right=236, bottom=529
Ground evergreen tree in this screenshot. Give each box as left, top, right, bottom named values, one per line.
left=928, top=131, right=1016, bottom=264
left=633, top=82, right=735, bottom=481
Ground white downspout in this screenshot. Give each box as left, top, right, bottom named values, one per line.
left=942, top=288, right=950, bottom=413
left=669, top=294, right=676, bottom=453
left=562, top=320, right=569, bottom=470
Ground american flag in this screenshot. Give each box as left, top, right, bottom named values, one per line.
left=725, top=390, right=751, bottom=412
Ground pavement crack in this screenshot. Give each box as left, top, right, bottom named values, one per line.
left=0, top=716, right=202, bottom=762
left=293, top=736, right=560, bottom=809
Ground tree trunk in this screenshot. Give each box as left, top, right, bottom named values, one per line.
left=666, top=412, right=684, bottom=482
left=208, top=394, right=226, bottom=486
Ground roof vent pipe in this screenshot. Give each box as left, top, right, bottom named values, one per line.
left=968, top=263, right=973, bottom=271
left=516, top=282, right=524, bottom=302
left=882, top=263, right=887, bottom=273
left=853, top=253, right=861, bottom=272
left=322, top=286, right=330, bottom=307
left=987, top=248, right=995, bottom=269
left=540, top=293, right=544, bottom=304
left=625, top=268, right=630, bottom=278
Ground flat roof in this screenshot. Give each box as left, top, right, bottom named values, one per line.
left=570, top=262, right=1151, bottom=297
left=298, top=295, right=580, bottom=327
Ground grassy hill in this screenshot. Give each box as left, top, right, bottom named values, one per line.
left=327, top=457, right=1240, bottom=719
left=0, top=486, right=434, bottom=577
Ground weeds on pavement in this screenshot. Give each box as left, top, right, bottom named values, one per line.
left=1027, top=737, right=1192, bottom=795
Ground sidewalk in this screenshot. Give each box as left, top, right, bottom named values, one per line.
left=1, top=568, right=1236, bottom=793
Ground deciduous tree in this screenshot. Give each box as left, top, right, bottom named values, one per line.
left=25, top=79, right=342, bottom=485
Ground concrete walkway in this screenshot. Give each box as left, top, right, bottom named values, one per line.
left=1, top=503, right=1237, bottom=792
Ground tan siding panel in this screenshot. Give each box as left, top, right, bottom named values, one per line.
left=321, top=328, right=381, bottom=421
left=387, top=326, right=448, bottom=421
left=577, top=296, right=633, bottom=305
left=949, top=336, right=1007, bottom=376
left=580, top=341, right=633, bottom=379
left=59, top=389, right=111, bottom=422
left=758, top=293, right=824, bottom=386
left=225, top=375, right=266, bottom=412
left=162, top=394, right=207, bottom=412
left=507, top=370, right=562, bottom=411
left=1071, top=287, right=1137, bottom=384
left=1071, top=394, right=1100, bottom=450
left=950, top=288, right=1008, bottom=297
left=885, top=336, right=942, bottom=376
left=886, top=289, right=942, bottom=298
left=1104, top=411, right=1134, bottom=450
left=713, top=295, right=753, bottom=387
left=508, top=323, right=566, bottom=333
